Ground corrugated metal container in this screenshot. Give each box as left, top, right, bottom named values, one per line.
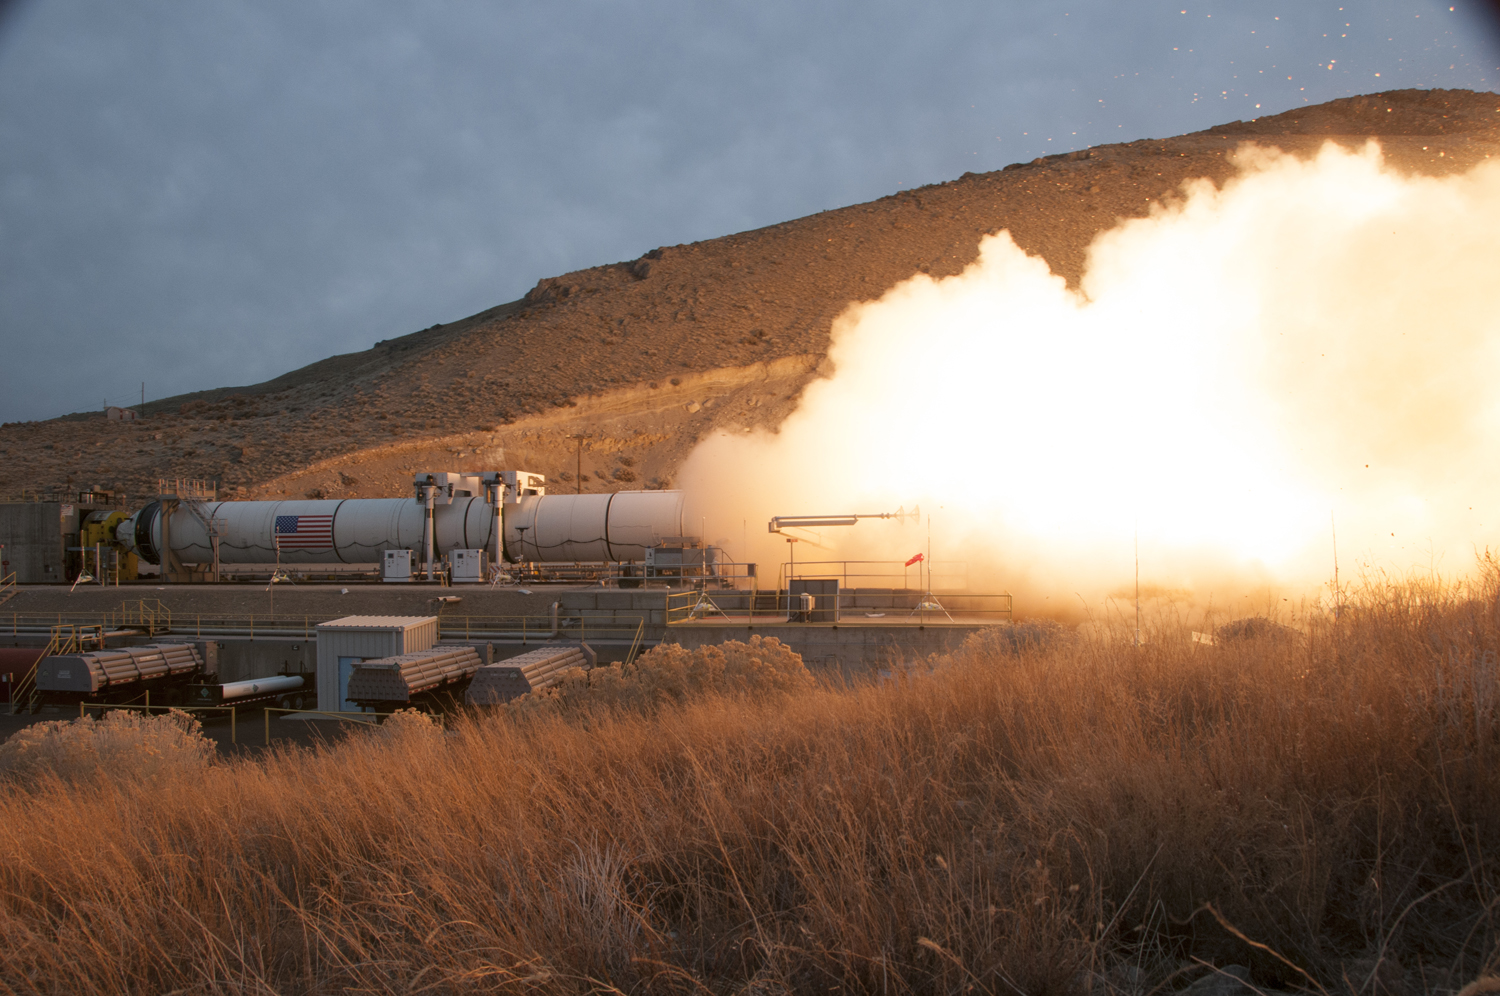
left=315, top=615, right=438, bottom=711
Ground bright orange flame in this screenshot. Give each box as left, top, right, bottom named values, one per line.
left=682, top=142, right=1500, bottom=610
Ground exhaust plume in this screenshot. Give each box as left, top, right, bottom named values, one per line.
left=680, top=142, right=1500, bottom=614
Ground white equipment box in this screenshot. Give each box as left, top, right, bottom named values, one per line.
left=450, top=548, right=486, bottom=584
left=382, top=549, right=413, bottom=583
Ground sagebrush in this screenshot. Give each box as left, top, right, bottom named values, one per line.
left=506, top=634, right=814, bottom=717
left=1, top=580, right=1498, bottom=995
left=0, top=707, right=213, bottom=788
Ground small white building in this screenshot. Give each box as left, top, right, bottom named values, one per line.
left=315, top=615, right=437, bottom=711
left=105, top=406, right=137, bottom=421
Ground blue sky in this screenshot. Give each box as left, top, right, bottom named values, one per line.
left=0, top=0, right=1496, bottom=423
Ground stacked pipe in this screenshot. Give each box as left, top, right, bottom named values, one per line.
left=36, top=644, right=204, bottom=695
left=346, top=645, right=484, bottom=705
left=466, top=643, right=597, bottom=706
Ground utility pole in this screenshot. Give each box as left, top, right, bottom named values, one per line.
left=568, top=434, right=588, bottom=494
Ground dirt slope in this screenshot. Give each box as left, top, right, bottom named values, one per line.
left=2, top=89, right=1496, bottom=502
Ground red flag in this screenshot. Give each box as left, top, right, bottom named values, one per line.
left=904, top=553, right=924, bottom=567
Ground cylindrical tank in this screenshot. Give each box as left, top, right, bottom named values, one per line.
left=115, top=492, right=685, bottom=566
left=503, top=490, right=684, bottom=562
left=117, top=498, right=493, bottom=566
left=219, top=674, right=304, bottom=702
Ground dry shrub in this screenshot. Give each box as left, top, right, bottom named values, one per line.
left=1, top=582, right=1500, bottom=994
left=510, top=634, right=814, bottom=717
left=953, top=617, right=1071, bottom=658
left=0, top=709, right=213, bottom=789
left=378, top=706, right=443, bottom=739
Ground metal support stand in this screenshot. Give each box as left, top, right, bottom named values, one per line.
left=422, top=485, right=436, bottom=582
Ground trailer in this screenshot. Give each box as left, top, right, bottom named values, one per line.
left=33, top=641, right=216, bottom=706
left=187, top=674, right=310, bottom=711
left=345, top=641, right=597, bottom=712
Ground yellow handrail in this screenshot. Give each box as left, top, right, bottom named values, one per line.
left=625, top=618, right=646, bottom=665
left=9, top=624, right=103, bottom=715
left=118, top=599, right=171, bottom=636
left=1, top=611, right=658, bottom=652
left=262, top=707, right=410, bottom=746
left=665, top=590, right=699, bottom=624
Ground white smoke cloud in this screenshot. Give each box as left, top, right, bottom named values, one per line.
left=681, top=142, right=1500, bottom=613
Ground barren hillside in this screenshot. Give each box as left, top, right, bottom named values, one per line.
left=3, top=89, right=1497, bottom=502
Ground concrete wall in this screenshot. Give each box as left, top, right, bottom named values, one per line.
left=0, top=503, right=66, bottom=584
left=664, top=622, right=979, bottom=676
left=213, top=638, right=315, bottom=684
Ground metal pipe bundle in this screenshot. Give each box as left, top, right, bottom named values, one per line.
left=345, top=645, right=484, bottom=705
left=466, top=643, right=597, bottom=705
left=36, top=643, right=204, bottom=694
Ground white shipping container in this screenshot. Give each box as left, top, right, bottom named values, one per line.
left=315, top=616, right=437, bottom=711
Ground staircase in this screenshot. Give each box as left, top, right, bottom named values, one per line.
left=118, top=599, right=171, bottom=637
left=9, top=623, right=105, bottom=716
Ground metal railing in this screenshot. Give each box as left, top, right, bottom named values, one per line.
left=79, top=701, right=240, bottom=743
left=0, top=491, right=70, bottom=503
left=0, top=491, right=127, bottom=505
left=0, top=610, right=653, bottom=662
left=0, top=570, right=15, bottom=604
left=119, top=599, right=171, bottom=635
left=3, top=602, right=170, bottom=638
left=778, top=559, right=971, bottom=591
left=157, top=478, right=217, bottom=500
left=666, top=589, right=1013, bottom=626
left=9, top=623, right=106, bottom=715
left=262, top=707, right=406, bottom=746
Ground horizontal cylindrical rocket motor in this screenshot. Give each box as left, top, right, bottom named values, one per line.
left=118, top=497, right=492, bottom=566
left=114, top=490, right=685, bottom=567
left=502, top=491, right=685, bottom=563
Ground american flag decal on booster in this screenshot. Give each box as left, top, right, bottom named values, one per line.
left=274, top=514, right=334, bottom=550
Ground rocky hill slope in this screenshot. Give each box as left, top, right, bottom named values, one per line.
left=3, top=89, right=1497, bottom=503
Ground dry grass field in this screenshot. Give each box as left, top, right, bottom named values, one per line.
left=2, top=572, right=1500, bottom=995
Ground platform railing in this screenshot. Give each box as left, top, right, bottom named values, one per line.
left=79, top=702, right=240, bottom=743
left=667, top=589, right=1013, bottom=626
left=118, top=599, right=171, bottom=635
left=777, top=559, right=971, bottom=591
left=261, top=707, right=410, bottom=747
left=1, top=610, right=654, bottom=655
